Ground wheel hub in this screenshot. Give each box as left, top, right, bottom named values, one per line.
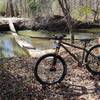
left=49, top=67, right=56, bottom=72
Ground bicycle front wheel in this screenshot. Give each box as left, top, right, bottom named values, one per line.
left=85, top=45, right=100, bottom=75
left=34, top=53, right=67, bottom=85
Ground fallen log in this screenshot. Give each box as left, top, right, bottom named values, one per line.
left=0, top=23, right=10, bottom=31
left=0, top=17, right=100, bottom=32
left=0, top=17, right=32, bottom=31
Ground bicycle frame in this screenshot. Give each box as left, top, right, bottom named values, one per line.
left=54, top=39, right=90, bottom=66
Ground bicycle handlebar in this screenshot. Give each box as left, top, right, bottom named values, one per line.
left=52, top=34, right=66, bottom=40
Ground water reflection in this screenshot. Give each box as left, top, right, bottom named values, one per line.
left=0, top=33, right=29, bottom=58
left=2, top=39, right=14, bottom=57
left=73, top=33, right=100, bottom=39
left=19, top=30, right=100, bottom=49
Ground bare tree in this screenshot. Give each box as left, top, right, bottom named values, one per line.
left=6, top=0, right=14, bottom=17
left=58, top=0, right=74, bottom=43
left=92, top=0, right=100, bottom=22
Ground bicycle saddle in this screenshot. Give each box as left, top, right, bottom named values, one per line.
left=80, top=38, right=92, bottom=42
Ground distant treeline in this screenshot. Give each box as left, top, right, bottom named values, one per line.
left=0, top=0, right=100, bottom=22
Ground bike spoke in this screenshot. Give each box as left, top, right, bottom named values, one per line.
left=87, top=46, right=100, bottom=73
left=37, top=56, right=64, bottom=83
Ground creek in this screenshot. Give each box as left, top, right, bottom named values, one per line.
left=0, top=30, right=100, bottom=58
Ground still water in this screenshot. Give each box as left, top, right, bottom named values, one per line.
left=0, top=30, right=100, bottom=58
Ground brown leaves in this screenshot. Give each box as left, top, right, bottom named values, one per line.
left=0, top=56, right=99, bottom=100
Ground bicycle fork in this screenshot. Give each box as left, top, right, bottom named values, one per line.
left=50, top=42, right=60, bottom=72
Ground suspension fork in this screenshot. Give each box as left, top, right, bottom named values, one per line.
left=52, top=40, right=61, bottom=66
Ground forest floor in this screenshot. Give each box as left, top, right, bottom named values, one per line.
left=0, top=40, right=100, bottom=100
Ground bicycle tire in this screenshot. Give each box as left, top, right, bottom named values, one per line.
left=85, top=45, right=100, bottom=75
left=34, top=53, right=67, bottom=85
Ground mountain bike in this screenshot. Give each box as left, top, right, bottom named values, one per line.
left=34, top=34, right=100, bottom=85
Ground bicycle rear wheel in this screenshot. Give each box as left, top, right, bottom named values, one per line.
left=34, top=53, right=67, bottom=85
left=85, top=45, right=100, bottom=75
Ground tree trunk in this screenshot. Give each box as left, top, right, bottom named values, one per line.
left=6, top=0, right=14, bottom=17
left=58, top=0, right=74, bottom=43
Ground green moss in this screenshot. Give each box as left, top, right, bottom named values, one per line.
left=71, top=6, right=92, bottom=21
